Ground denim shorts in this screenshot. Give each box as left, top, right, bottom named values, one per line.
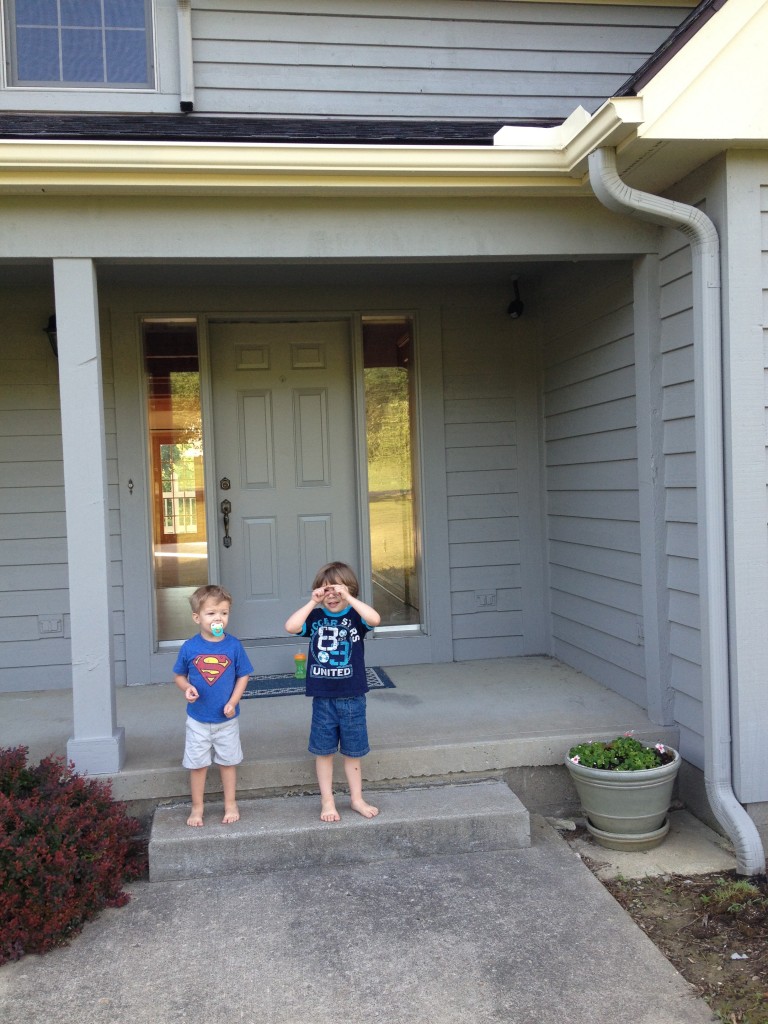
left=308, top=695, right=370, bottom=758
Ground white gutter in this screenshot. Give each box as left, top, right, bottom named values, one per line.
left=0, top=99, right=643, bottom=197
left=588, top=146, right=765, bottom=876
left=0, top=137, right=588, bottom=194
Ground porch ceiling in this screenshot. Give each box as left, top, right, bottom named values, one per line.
left=0, top=257, right=570, bottom=292
left=97, top=258, right=558, bottom=290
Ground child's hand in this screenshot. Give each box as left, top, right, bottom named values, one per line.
left=223, top=702, right=236, bottom=718
left=330, top=582, right=351, bottom=602
left=185, top=685, right=199, bottom=703
left=311, top=587, right=327, bottom=604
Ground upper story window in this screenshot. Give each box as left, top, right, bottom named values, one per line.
left=6, top=0, right=153, bottom=88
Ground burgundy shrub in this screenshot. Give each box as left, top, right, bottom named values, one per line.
left=0, top=746, right=143, bottom=964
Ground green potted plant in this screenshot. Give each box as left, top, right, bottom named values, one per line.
left=564, top=733, right=681, bottom=852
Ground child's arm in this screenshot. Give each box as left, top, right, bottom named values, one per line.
left=333, top=585, right=381, bottom=628
left=223, top=674, right=250, bottom=718
left=174, top=672, right=199, bottom=703
left=284, top=589, right=325, bottom=634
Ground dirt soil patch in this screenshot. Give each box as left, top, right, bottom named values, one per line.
left=569, top=830, right=768, bottom=1023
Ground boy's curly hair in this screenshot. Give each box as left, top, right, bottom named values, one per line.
left=312, top=562, right=359, bottom=597
left=188, top=584, right=233, bottom=613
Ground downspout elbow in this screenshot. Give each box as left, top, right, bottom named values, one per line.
left=589, top=149, right=717, bottom=254
left=588, top=147, right=765, bottom=876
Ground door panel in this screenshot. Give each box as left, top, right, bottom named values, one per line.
left=209, top=319, right=358, bottom=640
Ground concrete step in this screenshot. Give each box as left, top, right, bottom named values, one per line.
left=148, top=780, right=530, bottom=882
left=111, top=727, right=681, bottom=809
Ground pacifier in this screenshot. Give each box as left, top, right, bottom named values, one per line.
left=211, top=622, right=224, bottom=637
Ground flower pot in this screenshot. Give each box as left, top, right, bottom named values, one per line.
left=565, top=747, right=681, bottom=852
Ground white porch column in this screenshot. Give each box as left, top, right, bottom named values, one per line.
left=55, top=258, right=125, bottom=774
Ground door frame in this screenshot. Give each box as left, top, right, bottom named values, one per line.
left=115, top=303, right=453, bottom=684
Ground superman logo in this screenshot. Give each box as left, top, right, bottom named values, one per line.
left=192, top=654, right=232, bottom=685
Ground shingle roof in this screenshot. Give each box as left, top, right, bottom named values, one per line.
left=0, top=114, right=558, bottom=146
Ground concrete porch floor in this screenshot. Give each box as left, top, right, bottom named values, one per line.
left=0, top=656, right=679, bottom=813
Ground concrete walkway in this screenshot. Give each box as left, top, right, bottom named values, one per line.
left=0, top=817, right=719, bottom=1024
left=0, top=657, right=734, bottom=1023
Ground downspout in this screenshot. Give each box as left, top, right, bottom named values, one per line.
left=588, top=146, right=765, bottom=876
left=177, top=0, right=195, bottom=112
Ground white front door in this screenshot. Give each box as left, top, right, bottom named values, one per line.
left=209, top=319, right=360, bottom=640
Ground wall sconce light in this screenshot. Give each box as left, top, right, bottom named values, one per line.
left=507, top=278, right=524, bottom=319
left=44, top=314, right=58, bottom=357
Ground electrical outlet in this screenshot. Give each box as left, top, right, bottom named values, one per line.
left=38, top=615, right=64, bottom=637
left=475, top=591, right=497, bottom=609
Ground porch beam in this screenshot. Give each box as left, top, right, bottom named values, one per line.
left=55, top=257, right=125, bottom=774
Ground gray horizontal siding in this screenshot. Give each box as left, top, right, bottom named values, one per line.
left=0, top=301, right=126, bottom=693
left=541, top=263, right=646, bottom=706
left=443, top=302, right=523, bottom=659
left=658, top=228, right=701, bottom=762
left=0, top=299, right=70, bottom=691
left=191, top=0, right=693, bottom=120
left=0, top=390, right=71, bottom=687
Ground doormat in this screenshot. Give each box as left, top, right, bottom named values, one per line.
left=242, top=666, right=396, bottom=699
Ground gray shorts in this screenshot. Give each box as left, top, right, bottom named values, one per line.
left=183, top=716, right=243, bottom=769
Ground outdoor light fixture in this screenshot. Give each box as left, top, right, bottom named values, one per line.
left=507, top=279, right=524, bottom=319
left=44, top=314, right=58, bottom=357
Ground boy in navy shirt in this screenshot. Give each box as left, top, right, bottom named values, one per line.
left=173, top=585, right=253, bottom=827
left=285, top=562, right=381, bottom=822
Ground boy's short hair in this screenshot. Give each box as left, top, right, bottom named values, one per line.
left=312, top=561, right=360, bottom=597
left=189, top=584, right=233, bottom=613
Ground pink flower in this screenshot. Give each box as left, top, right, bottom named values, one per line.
left=570, top=755, right=580, bottom=764
left=656, top=743, right=666, bottom=753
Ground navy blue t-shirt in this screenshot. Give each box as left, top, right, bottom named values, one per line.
left=301, top=606, right=372, bottom=698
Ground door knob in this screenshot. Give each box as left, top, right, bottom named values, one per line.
left=220, top=499, right=232, bottom=548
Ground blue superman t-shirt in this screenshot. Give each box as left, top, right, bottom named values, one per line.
left=300, top=606, right=372, bottom=698
left=173, top=633, right=254, bottom=723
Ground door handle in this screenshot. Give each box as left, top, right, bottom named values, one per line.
left=220, top=499, right=232, bottom=548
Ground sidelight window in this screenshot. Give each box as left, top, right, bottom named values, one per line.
left=143, top=319, right=208, bottom=642
left=362, top=316, right=421, bottom=628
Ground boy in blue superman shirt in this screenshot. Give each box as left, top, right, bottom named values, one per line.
left=285, top=561, right=381, bottom=823
left=173, top=584, right=253, bottom=827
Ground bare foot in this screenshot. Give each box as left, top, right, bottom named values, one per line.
left=187, top=807, right=204, bottom=827
left=320, top=799, right=341, bottom=822
left=351, top=798, right=379, bottom=819
left=222, top=804, right=240, bottom=824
